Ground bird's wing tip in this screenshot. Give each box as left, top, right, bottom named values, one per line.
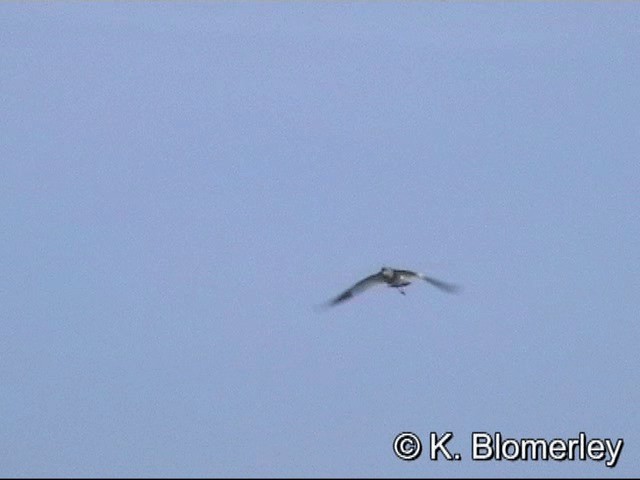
left=419, top=273, right=461, bottom=293
left=313, top=303, right=331, bottom=313
left=314, top=294, right=349, bottom=312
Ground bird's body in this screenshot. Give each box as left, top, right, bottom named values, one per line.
left=326, top=266, right=459, bottom=307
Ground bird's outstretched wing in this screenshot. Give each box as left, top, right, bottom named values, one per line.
left=327, top=271, right=386, bottom=306
left=416, top=273, right=460, bottom=293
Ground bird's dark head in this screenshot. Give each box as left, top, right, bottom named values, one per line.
left=381, top=267, right=393, bottom=279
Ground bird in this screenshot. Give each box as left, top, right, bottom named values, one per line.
left=325, top=266, right=459, bottom=307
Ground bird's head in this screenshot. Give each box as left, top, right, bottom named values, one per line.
left=381, top=267, right=393, bottom=279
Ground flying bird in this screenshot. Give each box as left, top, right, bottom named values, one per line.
left=325, top=267, right=459, bottom=307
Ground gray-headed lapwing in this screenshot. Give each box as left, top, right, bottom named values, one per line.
left=326, top=267, right=459, bottom=307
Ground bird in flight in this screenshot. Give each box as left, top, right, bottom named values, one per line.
left=325, top=267, right=459, bottom=307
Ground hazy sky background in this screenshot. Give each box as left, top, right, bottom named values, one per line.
left=2, top=3, right=639, bottom=477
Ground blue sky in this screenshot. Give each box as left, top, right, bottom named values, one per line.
left=1, top=3, right=639, bottom=477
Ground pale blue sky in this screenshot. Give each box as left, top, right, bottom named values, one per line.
left=1, top=3, right=639, bottom=477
